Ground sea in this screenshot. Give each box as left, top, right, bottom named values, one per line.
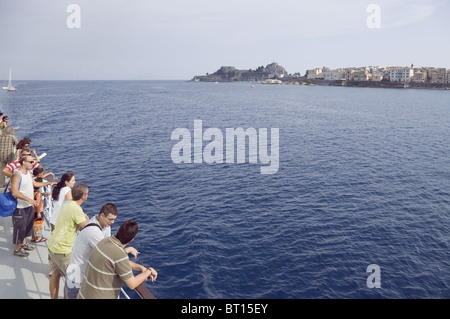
left=0, top=80, right=449, bottom=299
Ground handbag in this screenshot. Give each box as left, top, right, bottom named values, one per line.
left=33, top=218, right=44, bottom=237
left=0, top=174, right=22, bottom=217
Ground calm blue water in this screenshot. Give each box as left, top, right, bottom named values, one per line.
left=1, top=81, right=449, bottom=299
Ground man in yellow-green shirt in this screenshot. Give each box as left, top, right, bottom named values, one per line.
left=48, top=183, right=89, bottom=299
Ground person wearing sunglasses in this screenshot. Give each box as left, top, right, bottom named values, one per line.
left=10, top=155, right=57, bottom=257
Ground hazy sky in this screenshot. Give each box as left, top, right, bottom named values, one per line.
left=1, top=0, right=449, bottom=80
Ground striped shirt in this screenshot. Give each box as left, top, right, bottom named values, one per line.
left=78, top=236, right=133, bottom=299
left=5, top=159, right=40, bottom=173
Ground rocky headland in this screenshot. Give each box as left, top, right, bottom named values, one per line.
left=191, top=62, right=288, bottom=83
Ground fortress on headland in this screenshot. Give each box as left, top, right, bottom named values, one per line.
left=192, top=62, right=289, bottom=83
left=191, top=63, right=450, bottom=89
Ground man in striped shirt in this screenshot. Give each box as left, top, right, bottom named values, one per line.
left=77, top=219, right=157, bottom=299
left=2, top=148, right=40, bottom=187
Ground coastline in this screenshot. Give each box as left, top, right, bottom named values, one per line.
left=191, top=62, right=450, bottom=90
left=191, top=77, right=450, bottom=90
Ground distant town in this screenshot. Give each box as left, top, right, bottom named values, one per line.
left=191, top=63, right=450, bottom=89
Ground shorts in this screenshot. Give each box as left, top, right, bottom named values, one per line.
left=12, top=206, right=35, bottom=245
left=48, top=249, right=71, bottom=276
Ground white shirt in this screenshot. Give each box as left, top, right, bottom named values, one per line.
left=50, top=186, right=71, bottom=225
left=15, top=171, right=34, bottom=209
left=66, top=215, right=111, bottom=284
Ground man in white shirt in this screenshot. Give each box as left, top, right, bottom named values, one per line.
left=65, top=203, right=138, bottom=298
left=10, top=155, right=56, bottom=257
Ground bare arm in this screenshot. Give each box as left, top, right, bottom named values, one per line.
left=124, top=266, right=157, bottom=290
left=31, top=149, right=40, bottom=163
left=32, top=179, right=56, bottom=189
left=2, top=166, right=13, bottom=179
left=65, top=190, right=73, bottom=200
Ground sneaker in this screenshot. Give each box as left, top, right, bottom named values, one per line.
left=14, top=248, right=29, bottom=257
left=21, top=243, right=35, bottom=251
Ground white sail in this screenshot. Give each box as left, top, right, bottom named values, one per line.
left=6, top=68, right=16, bottom=91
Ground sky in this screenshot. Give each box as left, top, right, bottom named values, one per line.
left=0, top=0, right=449, bottom=80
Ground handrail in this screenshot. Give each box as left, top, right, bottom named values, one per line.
left=135, top=283, right=157, bottom=299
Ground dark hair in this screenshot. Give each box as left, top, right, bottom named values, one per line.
left=33, top=167, right=44, bottom=176
left=52, top=172, right=75, bottom=201
left=71, top=183, right=88, bottom=201
left=16, top=138, right=31, bottom=150
left=116, top=219, right=138, bottom=245
left=34, top=177, right=43, bottom=190
left=99, top=203, right=118, bottom=218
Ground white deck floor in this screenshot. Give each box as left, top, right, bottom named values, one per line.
left=0, top=215, right=64, bottom=299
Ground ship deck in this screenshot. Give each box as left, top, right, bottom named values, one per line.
left=0, top=215, right=64, bottom=299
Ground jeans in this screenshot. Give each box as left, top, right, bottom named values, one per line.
left=65, top=277, right=81, bottom=299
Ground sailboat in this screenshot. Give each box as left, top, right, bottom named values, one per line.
left=4, top=68, right=16, bottom=91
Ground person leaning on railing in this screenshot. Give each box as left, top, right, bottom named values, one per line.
left=77, top=219, right=157, bottom=299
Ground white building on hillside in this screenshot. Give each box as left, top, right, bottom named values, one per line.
left=307, top=68, right=325, bottom=79
left=390, top=68, right=414, bottom=82
left=444, top=70, right=450, bottom=84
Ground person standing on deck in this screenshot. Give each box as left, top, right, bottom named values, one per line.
left=10, top=155, right=56, bottom=257
left=65, top=203, right=118, bottom=298
left=0, top=127, right=18, bottom=188
left=47, top=183, right=89, bottom=299
left=77, top=219, right=157, bottom=299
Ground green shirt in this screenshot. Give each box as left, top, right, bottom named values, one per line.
left=48, top=200, right=86, bottom=254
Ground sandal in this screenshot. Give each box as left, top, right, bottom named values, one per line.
left=14, top=248, right=29, bottom=257
left=35, top=237, right=47, bottom=243
left=21, top=243, right=35, bottom=251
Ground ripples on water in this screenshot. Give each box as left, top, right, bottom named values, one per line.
left=1, top=81, right=449, bottom=298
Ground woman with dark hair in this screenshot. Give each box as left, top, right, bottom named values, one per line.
left=14, top=137, right=39, bottom=161
left=0, top=116, right=18, bottom=132
left=50, top=172, right=75, bottom=229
